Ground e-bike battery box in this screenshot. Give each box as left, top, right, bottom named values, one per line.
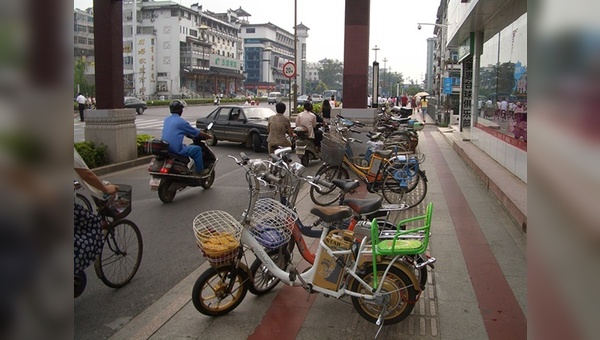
left=313, top=230, right=354, bottom=291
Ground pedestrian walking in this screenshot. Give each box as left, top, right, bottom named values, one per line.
left=76, top=92, right=86, bottom=121
left=420, top=96, right=428, bottom=118
left=321, top=98, right=332, bottom=131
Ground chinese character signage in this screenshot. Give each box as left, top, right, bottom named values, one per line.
left=210, top=54, right=239, bottom=71
left=135, top=35, right=156, bottom=97
left=460, top=56, right=473, bottom=130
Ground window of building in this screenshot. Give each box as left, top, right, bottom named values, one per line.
left=77, top=37, right=87, bottom=44
left=246, top=28, right=255, bottom=33
left=171, top=9, right=179, bottom=17
left=190, top=29, right=197, bottom=37
left=477, top=13, right=527, bottom=138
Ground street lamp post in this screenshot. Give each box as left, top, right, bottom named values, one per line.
left=382, top=58, right=387, bottom=98
left=372, top=45, right=380, bottom=62
left=418, top=22, right=449, bottom=123
left=371, top=45, right=380, bottom=108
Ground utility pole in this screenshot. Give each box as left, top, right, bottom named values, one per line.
left=293, top=0, right=298, bottom=113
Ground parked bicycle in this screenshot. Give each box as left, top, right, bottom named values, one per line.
left=74, top=185, right=143, bottom=298
left=310, top=127, right=428, bottom=210
left=190, top=154, right=435, bottom=332
left=252, top=148, right=433, bottom=292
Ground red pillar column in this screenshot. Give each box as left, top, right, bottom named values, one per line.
left=93, top=0, right=124, bottom=109
left=342, top=0, right=370, bottom=109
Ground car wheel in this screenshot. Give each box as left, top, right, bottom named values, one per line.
left=252, top=133, right=262, bottom=152
left=136, top=107, right=143, bottom=115
left=206, top=130, right=217, bottom=146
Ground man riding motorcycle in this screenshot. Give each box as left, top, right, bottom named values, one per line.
left=161, top=100, right=211, bottom=175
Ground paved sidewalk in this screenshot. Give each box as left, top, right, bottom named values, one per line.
left=108, top=121, right=527, bottom=340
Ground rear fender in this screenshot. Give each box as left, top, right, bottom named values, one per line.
left=352, top=258, right=422, bottom=292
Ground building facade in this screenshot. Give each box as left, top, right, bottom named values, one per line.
left=122, top=1, right=244, bottom=99
left=439, top=0, right=527, bottom=182
left=240, top=22, right=308, bottom=97
left=74, top=8, right=96, bottom=91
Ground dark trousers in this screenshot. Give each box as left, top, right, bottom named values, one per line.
left=78, top=104, right=85, bottom=121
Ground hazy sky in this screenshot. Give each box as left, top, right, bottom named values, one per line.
left=74, top=0, right=441, bottom=82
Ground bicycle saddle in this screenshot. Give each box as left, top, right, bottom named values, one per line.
left=332, top=179, right=360, bottom=193
left=343, top=196, right=383, bottom=215
left=309, top=205, right=353, bottom=223
left=374, top=150, right=393, bottom=159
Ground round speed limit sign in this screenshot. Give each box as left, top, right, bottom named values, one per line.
left=282, top=62, right=296, bottom=78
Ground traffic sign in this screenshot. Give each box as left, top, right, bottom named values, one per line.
left=282, top=62, right=296, bottom=78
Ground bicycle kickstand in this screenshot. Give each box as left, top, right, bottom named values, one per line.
left=374, top=303, right=388, bottom=338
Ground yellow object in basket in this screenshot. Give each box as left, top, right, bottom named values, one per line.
left=201, top=233, right=239, bottom=253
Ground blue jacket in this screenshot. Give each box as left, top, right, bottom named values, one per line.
left=161, top=114, right=199, bottom=154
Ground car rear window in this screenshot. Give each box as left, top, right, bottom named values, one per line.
left=244, top=107, right=276, bottom=120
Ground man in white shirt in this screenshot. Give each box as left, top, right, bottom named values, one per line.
left=500, top=98, right=509, bottom=120
left=76, top=92, right=86, bottom=121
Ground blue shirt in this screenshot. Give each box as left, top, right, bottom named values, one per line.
left=161, top=114, right=199, bottom=154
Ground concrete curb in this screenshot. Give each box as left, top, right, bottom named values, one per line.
left=92, top=155, right=154, bottom=176
left=437, top=127, right=527, bottom=233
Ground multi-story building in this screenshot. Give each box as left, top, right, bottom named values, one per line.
left=305, top=62, right=321, bottom=83
left=121, top=0, right=244, bottom=99
left=240, top=21, right=308, bottom=97
left=74, top=8, right=96, bottom=83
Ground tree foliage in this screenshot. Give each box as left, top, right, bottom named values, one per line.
left=74, top=58, right=95, bottom=97
left=318, top=59, right=343, bottom=90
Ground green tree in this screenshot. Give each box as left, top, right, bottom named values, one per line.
left=74, top=57, right=95, bottom=97
left=315, top=81, right=328, bottom=94
left=74, top=58, right=87, bottom=96
left=318, top=59, right=343, bottom=90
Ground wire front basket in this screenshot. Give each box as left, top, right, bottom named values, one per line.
left=248, top=198, right=296, bottom=250
left=193, top=210, right=244, bottom=265
left=322, top=132, right=346, bottom=166
left=92, top=184, right=132, bottom=219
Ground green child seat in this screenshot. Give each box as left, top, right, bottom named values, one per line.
left=370, top=202, right=433, bottom=256
left=368, top=202, right=433, bottom=289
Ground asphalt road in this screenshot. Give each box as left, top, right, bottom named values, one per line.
left=74, top=102, right=276, bottom=142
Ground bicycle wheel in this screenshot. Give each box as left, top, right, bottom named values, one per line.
left=75, top=193, right=93, bottom=212
left=248, top=246, right=291, bottom=295
left=309, top=165, right=349, bottom=206
left=386, top=132, right=412, bottom=151
left=192, top=265, right=249, bottom=316
left=94, top=219, right=143, bottom=288
left=381, top=164, right=427, bottom=210
left=350, top=263, right=417, bottom=325
left=403, top=255, right=428, bottom=289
